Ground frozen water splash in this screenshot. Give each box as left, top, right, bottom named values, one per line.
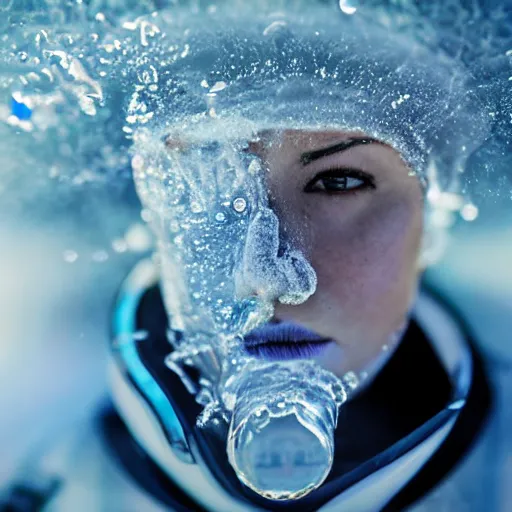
left=1, top=0, right=510, bottom=214
left=1, top=0, right=511, bottom=500
left=113, top=1, right=510, bottom=220
left=132, top=122, right=324, bottom=498
left=132, top=122, right=317, bottom=340
left=131, top=116, right=340, bottom=500
left=1, top=1, right=510, bottom=176
left=357, top=0, right=512, bottom=205
left=237, top=208, right=318, bottom=306
left=0, top=6, right=133, bottom=221
left=122, top=3, right=508, bottom=495
left=226, top=360, right=355, bottom=500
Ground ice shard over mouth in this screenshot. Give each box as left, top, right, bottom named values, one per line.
left=243, top=320, right=333, bottom=360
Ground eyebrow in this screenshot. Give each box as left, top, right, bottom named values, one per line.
left=300, top=137, right=382, bottom=165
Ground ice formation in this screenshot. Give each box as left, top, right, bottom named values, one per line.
left=1, top=0, right=511, bottom=501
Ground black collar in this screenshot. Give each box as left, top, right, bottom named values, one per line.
left=101, top=283, right=492, bottom=511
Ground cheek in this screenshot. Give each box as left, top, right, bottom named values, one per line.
left=324, top=195, right=421, bottom=310
left=301, top=193, right=422, bottom=328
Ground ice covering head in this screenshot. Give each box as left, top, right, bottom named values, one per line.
left=127, top=0, right=491, bottom=501
left=129, top=3, right=489, bottom=184
left=127, top=1, right=491, bottom=267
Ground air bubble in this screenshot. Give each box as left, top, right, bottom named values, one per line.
left=232, top=197, right=247, bottom=212
left=173, top=234, right=184, bottom=247
left=190, top=201, right=203, bottom=213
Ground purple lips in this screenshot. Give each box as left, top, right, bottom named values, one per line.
left=243, top=320, right=332, bottom=361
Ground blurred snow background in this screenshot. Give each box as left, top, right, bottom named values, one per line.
left=0, top=201, right=511, bottom=499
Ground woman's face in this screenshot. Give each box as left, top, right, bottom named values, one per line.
left=250, top=129, right=424, bottom=377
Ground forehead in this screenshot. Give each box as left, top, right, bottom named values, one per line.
left=252, top=128, right=391, bottom=158
left=276, top=129, right=369, bottom=148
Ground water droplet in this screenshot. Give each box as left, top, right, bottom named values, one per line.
left=112, top=238, right=128, bottom=253
left=123, top=19, right=161, bottom=47
left=461, top=203, right=479, bottom=221
left=140, top=209, right=152, bottom=223
left=174, top=234, right=184, bottom=247
left=232, top=197, right=247, bottom=213
left=332, top=382, right=347, bottom=404
left=210, top=81, right=227, bottom=93
left=133, top=330, right=149, bottom=341
left=247, top=159, right=261, bottom=175
left=342, top=371, right=359, bottom=390
left=181, top=44, right=190, bottom=58
left=125, top=223, right=153, bottom=252
left=339, top=0, right=358, bottom=15
left=190, top=201, right=203, bottom=213
left=131, top=154, right=144, bottom=170
left=263, top=20, right=287, bottom=36
left=63, top=249, right=78, bottom=263
left=92, top=250, right=109, bottom=262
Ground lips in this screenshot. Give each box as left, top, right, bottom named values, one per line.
left=243, top=320, right=333, bottom=361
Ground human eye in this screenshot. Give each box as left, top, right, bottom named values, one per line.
left=304, top=168, right=376, bottom=194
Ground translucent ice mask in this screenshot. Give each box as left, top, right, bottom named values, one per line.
left=132, top=122, right=318, bottom=339
left=131, top=122, right=353, bottom=499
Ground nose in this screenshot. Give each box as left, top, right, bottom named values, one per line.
left=235, top=207, right=317, bottom=306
